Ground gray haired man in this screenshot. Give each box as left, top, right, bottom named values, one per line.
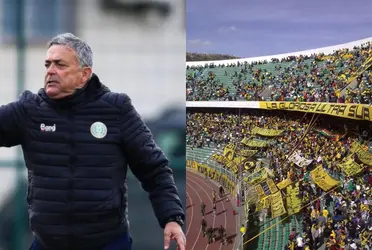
left=0, top=33, right=186, bottom=250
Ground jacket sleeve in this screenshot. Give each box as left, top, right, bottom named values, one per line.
left=119, top=94, right=185, bottom=228
left=0, top=91, right=28, bottom=147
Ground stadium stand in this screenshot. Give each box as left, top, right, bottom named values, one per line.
left=186, top=38, right=372, bottom=250
left=186, top=39, right=372, bottom=104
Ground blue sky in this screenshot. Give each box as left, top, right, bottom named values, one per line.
left=187, top=0, right=372, bottom=57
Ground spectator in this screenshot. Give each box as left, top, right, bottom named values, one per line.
left=186, top=42, right=372, bottom=104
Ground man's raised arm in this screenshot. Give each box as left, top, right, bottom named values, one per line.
left=0, top=91, right=29, bottom=147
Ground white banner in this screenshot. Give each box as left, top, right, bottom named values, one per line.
left=288, top=151, right=313, bottom=168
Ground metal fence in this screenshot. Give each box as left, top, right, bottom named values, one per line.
left=186, top=146, right=239, bottom=184
left=0, top=0, right=185, bottom=249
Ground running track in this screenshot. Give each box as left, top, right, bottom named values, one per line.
left=186, top=169, right=237, bottom=250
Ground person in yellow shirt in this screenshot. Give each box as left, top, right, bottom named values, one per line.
left=311, top=208, right=317, bottom=219
left=336, top=152, right=341, bottom=159
left=240, top=224, right=246, bottom=236
left=330, top=230, right=336, bottom=240
left=361, top=231, right=368, bottom=247
left=339, top=239, right=346, bottom=248
left=322, top=208, right=329, bottom=221
left=212, top=190, right=216, bottom=203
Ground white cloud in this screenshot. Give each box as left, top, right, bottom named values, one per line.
left=187, top=39, right=212, bottom=46
left=218, top=26, right=238, bottom=33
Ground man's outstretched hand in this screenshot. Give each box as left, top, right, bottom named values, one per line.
left=164, top=221, right=186, bottom=250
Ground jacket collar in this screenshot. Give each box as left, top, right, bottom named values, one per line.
left=39, top=73, right=110, bottom=108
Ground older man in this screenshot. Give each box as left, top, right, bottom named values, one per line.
left=0, top=33, right=185, bottom=250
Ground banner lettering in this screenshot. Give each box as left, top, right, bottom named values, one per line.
left=338, top=157, right=365, bottom=177
left=186, top=161, right=237, bottom=197
left=241, top=138, right=269, bottom=148
left=270, top=191, right=287, bottom=218
left=259, top=102, right=372, bottom=122
left=288, top=151, right=313, bottom=168
left=310, top=165, right=340, bottom=191
left=285, top=182, right=301, bottom=215
left=212, top=154, right=239, bottom=173
left=239, top=149, right=258, bottom=158
left=251, top=127, right=284, bottom=137
left=350, top=142, right=372, bottom=165
left=277, top=178, right=292, bottom=190
left=223, top=143, right=236, bottom=160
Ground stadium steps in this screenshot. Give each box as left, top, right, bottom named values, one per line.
left=256, top=61, right=292, bottom=76
left=283, top=222, right=289, bottom=248
left=278, top=216, right=304, bottom=249
left=274, top=218, right=281, bottom=250
left=185, top=69, right=195, bottom=76
left=268, top=219, right=275, bottom=250
left=258, top=86, right=273, bottom=100
left=213, top=67, right=238, bottom=95
left=258, top=58, right=323, bottom=101
left=256, top=61, right=295, bottom=100
left=256, top=214, right=296, bottom=250
left=295, top=215, right=302, bottom=234
left=257, top=216, right=281, bottom=250
left=185, top=147, right=204, bottom=162
left=257, top=236, right=264, bottom=250
left=262, top=217, right=270, bottom=250
left=268, top=220, right=274, bottom=250
left=186, top=146, right=219, bottom=164
left=257, top=216, right=266, bottom=250
left=340, top=78, right=359, bottom=96
left=189, top=57, right=343, bottom=102
left=215, top=66, right=268, bottom=98
left=199, top=68, right=208, bottom=77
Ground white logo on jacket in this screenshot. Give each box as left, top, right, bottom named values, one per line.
left=90, top=122, right=107, bottom=139
left=40, top=123, right=56, bottom=132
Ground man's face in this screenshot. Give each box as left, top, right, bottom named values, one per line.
left=44, top=45, right=92, bottom=99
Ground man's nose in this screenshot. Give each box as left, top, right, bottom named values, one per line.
left=46, top=65, right=57, bottom=75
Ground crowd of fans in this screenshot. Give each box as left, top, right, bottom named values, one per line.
left=186, top=108, right=372, bottom=249
left=186, top=42, right=372, bottom=104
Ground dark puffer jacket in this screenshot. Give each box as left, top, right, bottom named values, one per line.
left=0, top=74, right=184, bottom=250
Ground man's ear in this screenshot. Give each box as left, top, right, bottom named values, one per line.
left=79, top=67, right=93, bottom=87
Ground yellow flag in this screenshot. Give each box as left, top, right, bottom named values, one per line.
left=223, top=143, right=236, bottom=160
left=310, top=165, right=340, bottom=191
left=286, top=182, right=301, bottom=215
left=270, top=191, right=286, bottom=218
